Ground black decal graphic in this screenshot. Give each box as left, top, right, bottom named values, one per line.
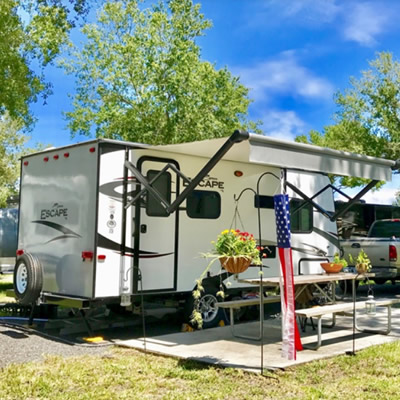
left=32, top=220, right=81, bottom=243
left=99, top=178, right=137, bottom=201
left=97, top=234, right=173, bottom=259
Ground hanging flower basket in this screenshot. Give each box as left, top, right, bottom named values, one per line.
left=220, top=256, right=252, bottom=274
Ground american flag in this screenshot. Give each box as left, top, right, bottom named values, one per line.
left=274, top=194, right=303, bottom=360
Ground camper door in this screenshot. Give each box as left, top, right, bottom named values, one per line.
left=134, top=156, right=179, bottom=292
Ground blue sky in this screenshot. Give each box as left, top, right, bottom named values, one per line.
left=28, top=0, right=400, bottom=203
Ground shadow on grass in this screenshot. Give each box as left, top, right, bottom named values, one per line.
left=178, top=357, right=225, bottom=371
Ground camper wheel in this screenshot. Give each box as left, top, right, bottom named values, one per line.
left=13, top=253, right=43, bottom=305
left=186, top=286, right=227, bottom=329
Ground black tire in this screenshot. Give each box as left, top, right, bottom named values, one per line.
left=13, top=253, right=43, bottom=305
left=185, top=286, right=227, bottom=329
left=374, top=279, right=387, bottom=285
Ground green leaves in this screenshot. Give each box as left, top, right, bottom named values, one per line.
left=296, top=52, right=400, bottom=188
left=0, top=113, right=34, bottom=207
left=63, top=0, right=259, bottom=144
left=0, top=0, right=91, bottom=128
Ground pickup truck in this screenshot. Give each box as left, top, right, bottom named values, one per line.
left=340, top=219, right=400, bottom=284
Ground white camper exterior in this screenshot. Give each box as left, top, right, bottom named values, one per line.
left=14, top=132, right=396, bottom=327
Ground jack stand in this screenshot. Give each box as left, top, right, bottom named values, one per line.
left=79, top=309, right=94, bottom=337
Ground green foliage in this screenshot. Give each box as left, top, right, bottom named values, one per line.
left=296, top=52, right=400, bottom=188
left=214, top=229, right=261, bottom=263
left=0, top=274, right=13, bottom=302
left=0, top=0, right=91, bottom=128
left=62, top=0, right=260, bottom=144
left=332, top=253, right=348, bottom=268
left=348, top=249, right=371, bottom=274
left=0, top=113, right=36, bottom=206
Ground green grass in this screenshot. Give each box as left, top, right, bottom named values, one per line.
left=0, top=274, right=13, bottom=302
left=1, top=341, right=400, bottom=399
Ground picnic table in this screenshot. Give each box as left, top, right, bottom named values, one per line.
left=219, top=272, right=399, bottom=349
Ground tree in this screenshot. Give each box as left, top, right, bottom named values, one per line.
left=0, top=114, right=33, bottom=207
left=0, top=0, right=90, bottom=128
left=296, top=52, right=400, bottom=187
left=62, top=0, right=259, bottom=144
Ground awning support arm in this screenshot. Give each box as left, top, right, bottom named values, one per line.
left=330, top=180, right=380, bottom=221
left=166, top=130, right=249, bottom=214
left=124, top=130, right=250, bottom=214
left=285, top=179, right=380, bottom=222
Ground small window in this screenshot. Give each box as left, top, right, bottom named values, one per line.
left=290, top=199, right=313, bottom=233
left=146, top=170, right=171, bottom=217
left=187, top=190, right=221, bottom=219
left=254, top=195, right=275, bottom=209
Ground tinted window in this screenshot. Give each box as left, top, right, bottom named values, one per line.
left=369, top=221, right=400, bottom=238
left=290, top=199, right=313, bottom=233
left=187, top=190, right=221, bottom=219
left=146, top=170, right=171, bottom=217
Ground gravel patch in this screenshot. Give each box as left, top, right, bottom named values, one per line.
left=0, top=323, right=113, bottom=368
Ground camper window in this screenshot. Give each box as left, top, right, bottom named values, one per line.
left=290, top=199, right=313, bottom=233
left=186, top=190, right=221, bottom=219
left=146, top=170, right=172, bottom=217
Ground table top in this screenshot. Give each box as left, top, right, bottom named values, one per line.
left=240, top=272, right=361, bottom=286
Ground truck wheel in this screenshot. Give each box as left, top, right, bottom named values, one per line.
left=13, top=253, right=43, bottom=305
left=185, top=286, right=227, bottom=329
left=374, top=279, right=387, bottom=285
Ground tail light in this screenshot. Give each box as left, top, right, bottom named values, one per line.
left=389, top=245, right=397, bottom=262
left=82, top=251, right=94, bottom=261
left=16, top=249, right=24, bottom=256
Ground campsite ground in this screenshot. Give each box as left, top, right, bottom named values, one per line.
left=1, top=339, right=400, bottom=399
left=2, top=274, right=400, bottom=398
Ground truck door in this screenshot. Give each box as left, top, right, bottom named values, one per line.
left=134, top=157, right=179, bottom=292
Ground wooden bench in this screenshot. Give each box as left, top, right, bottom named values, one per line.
left=216, top=295, right=281, bottom=340
left=295, top=298, right=400, bottom=350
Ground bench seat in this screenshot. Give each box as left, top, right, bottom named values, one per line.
left=216, top=295, right=281, bottom=340
left=295, top=298, right=400, bottom=350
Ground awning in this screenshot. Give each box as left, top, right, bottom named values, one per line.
left=154, top=133, right=396, bottom=182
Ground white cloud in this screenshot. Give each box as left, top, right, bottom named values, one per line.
left=336, top=187, right=397, bottom=205
left=279, top=0, right=340, bottom=23
left=235, top=52, right=334, bottom=102
left=260, top=110, right=307, bottom=141
left=249, top=1, right=394, bottom=47
left=342, top=3, right=390, bottom=46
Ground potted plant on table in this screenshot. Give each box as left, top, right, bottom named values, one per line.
left=191, top=229, right=262, bottom=328
left=349, top=249, right=371, bottom=274
left=320, top=253, right=348, bottom=274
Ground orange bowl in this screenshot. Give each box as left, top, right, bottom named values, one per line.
left=320, top=262, right=343, bottom=274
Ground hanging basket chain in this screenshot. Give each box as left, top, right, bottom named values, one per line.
left=229, top=200, right=246, bottom=232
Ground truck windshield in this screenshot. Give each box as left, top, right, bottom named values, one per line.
left=369, top=221, right=400, bottom=238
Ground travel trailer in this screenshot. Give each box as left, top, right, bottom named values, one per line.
left=14, top=131, right=397, bottom=327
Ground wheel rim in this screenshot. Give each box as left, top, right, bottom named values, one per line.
left=198, top=293, right=219, bottom=323
left=16, top=263, right=28, bottom=294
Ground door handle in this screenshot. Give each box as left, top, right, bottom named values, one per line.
left=351, top=243, right=361, bottom=248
